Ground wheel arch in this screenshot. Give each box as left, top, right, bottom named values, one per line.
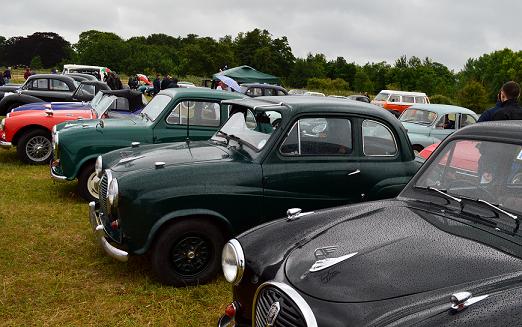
left=12, top=124, right=50, bottom=146
left=136, top=209, right=233, bottom=255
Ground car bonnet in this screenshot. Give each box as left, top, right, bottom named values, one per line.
left=285, top=204, right=522, bottom=302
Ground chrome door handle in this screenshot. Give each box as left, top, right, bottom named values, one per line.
left=348, top=169, right=360, bottom=176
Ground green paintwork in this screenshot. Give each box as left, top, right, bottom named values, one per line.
left=52, top=88, right=245, bottom=179
left=100, top=96, right=422, bottom=254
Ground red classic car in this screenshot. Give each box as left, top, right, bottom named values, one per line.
left=0, top=90, right=147, bottom=164
left=419, top=140, right=479, bottom=174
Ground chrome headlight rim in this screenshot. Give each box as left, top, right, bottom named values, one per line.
left=222, top=239, right=245, bottom=285
left=0, top=118, right=5, bottom=131
left=107, top=177, right=119, bottom=208
left=95, top=155, right=103, bottom=178
left=52, top=130, right=59, bottom=158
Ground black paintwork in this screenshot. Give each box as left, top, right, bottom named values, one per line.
left=0, top=74, right=97, bottom=115
left=228, top=121, right=522, bottom=326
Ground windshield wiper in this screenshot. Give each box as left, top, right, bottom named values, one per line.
left=415, top=185, right=463, bottom=209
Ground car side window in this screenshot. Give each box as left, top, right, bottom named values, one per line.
left=246, top=88, right=263, bottom=97
left=402, top=96, right=414, bottom=103
left=389, top=95, right=400, bottom=102
left=50, top=79, right=70, bottom=91
left=276, top=90, right=286, bottom=96
left=280, top=117, right=352, bottom=156
left=264, top=88, right=275, bottom=96
left=29, top=79, right=48, bottom=90
left=166, top=101, right=221, bottom=127
left=362, top=120, right=398, bottom=156
left=459, top=114, right=476, bottom=128
left=435, top=113, right=456, bottom=129
left=415, top=96, right=426, bottom=104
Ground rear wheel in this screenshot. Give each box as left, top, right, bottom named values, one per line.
left=150, top=219, right=225, bottom=286
left=77, top=162, right=99, bottom=202
left=17, top=129, right=52, bottom=164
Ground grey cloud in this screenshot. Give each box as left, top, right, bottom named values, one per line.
left=1, top=0, right=521, bottom=71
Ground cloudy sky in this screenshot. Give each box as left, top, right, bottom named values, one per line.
left=1, top=0, right=520, bottom=71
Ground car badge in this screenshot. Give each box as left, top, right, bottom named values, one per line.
left=309, top=252, right=358, bottom=272
left=265, top=301, right=280, bottom=327
left=314, top=246, right=338, bottom=260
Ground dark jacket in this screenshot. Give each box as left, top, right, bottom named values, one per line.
left=3, top=69, right=11, bottom=79
left=478, top=101, right=502, bottom=122
left=160, top=77, right=170, bottom=90
left=492, top=98, right=522, bottom=121
left=153, top=78, right=161, bottom=94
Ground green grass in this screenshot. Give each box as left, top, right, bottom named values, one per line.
left=0, top=148, right=231, bottom=326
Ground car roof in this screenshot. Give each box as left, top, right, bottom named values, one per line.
left=240, top=83, right=286, bottom=90
left=223, top=95, right=397, bottom=119
left=378, top=90, right=427, bottom=96
left=451, top=120, right=522, bottom=143
left=158, top=87, right=247, bottom=100
left=27, top=74, right=75, bottom=81
left=406, top=103, right=477, bottom=115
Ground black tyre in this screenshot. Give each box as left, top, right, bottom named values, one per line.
left=150, top=219, right=226, bottom=286
left=16, top=129, right=52, bottom=164
left=77, top=162, right=99, bottom=202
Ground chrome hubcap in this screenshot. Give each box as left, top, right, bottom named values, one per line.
left=26, top=136, right=52, bottom=162
left=87, top=171, right=100, bottom=199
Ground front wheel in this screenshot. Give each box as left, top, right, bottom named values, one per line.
left=77, top=162, right=99, bottom=202
left=17, top=129, right=52, bottom=164
left=150, top=219, right=225, bottom=286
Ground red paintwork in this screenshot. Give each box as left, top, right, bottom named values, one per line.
left=419, top=141, right=479, bottom=172
left=0, top=109, right=95, bottom=144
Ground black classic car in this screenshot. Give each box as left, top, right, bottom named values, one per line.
left=89, top=96, right=420, bottom=287
left=218, top=121, right=522, bottom=326
left=0, top=74, right=108, bottom=115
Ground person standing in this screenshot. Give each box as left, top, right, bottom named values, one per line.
left=23, top=67, right=31, bottom=80
left=153, top=74, right=161, bottom=95
left=478, top=91, right=502, bottom=122
left=492, top=81, right=522, bottom=121
left=0, top=71, right=4, bottom=86
left=160, top=75, right=171, bottom=90
left=3, top=67, right=11, bottom=84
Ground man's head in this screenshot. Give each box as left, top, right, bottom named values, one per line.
left=501, top=81, right=520, bottom=101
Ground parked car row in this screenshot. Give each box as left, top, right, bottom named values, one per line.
left=3, top=82, right=519, bottom=325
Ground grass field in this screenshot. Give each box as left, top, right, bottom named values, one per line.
left=0, top=147, right=230, bottom=326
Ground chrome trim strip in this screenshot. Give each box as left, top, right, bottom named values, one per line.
left=0, top=140, right=12, bottom=149
left=309, top=252, right=358, bottom=272
left=252, top=281, right=318, bottom=327
left=88, top=201, right=128, bottom=262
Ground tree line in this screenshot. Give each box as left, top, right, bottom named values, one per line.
left=1, top=29, right=521, bottom=112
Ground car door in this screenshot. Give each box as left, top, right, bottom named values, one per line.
left=354, top=118, right=412, bottom=200
left=153, top=99, right=226, bottom=144
left=261, top=115, right=362, bottom=219
left=23, top=78, right=50, bottom=99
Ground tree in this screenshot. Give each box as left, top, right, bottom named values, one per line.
left=458, top=80, right=488, bottom=113
left=75, top=30, right=129, bottom=72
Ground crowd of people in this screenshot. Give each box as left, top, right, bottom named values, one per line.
left=0, top=67, right=12, bottom=86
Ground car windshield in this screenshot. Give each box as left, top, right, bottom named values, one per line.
left=374, top=92, right=389, bottom=101
left=415, top=139, right=522, bottom=216
left=400, top=108, right=438, bottom=125
left=211, top=109, right=279, bottom=151
left=139, top=94, right=172, bottom=122
left=93, top=94, right=118, bottom=116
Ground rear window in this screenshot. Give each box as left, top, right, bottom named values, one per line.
left=415, top=96, right=427, bottom=104
left=402, top=96, right=414, bottom=103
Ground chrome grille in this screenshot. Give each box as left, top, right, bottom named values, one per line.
left=254, top=284, right=307, bottom=327
left=99, top=173, right=109, bottom=217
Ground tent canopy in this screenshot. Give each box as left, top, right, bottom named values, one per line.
left=212, top=65, right=279, bottom=84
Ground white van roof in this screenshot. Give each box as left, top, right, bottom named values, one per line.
left=63, top=64, right=107, bottom=70
left=378, top=90, right=427, bottom=96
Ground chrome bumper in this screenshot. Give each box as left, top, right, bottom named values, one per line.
left=50, top=163, right=68, bottom=182
left=88, top=201, right=128, bottom=262
left=0, top=140, right=11, bottom=149
left=217, top=315, right=235, bottom=327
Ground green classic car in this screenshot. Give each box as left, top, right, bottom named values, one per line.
left=50, top=88, right=245, bottom=200
left=89, top=96, right=421, bottom=286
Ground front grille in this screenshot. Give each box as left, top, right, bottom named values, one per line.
left=99, top=173, right=109, bottom=218
left=254, top=285, right=307, bottom=327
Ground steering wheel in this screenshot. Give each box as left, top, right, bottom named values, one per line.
left=446, top=179, right=497, bottom=203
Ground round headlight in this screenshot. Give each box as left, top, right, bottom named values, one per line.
left=95, top=155, right=103, bottom=178
left=222, top=239, right=245, bottom=285
left=108, top=178, right=119, bottom=207
left=0, top=118, right=5, bottom=131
